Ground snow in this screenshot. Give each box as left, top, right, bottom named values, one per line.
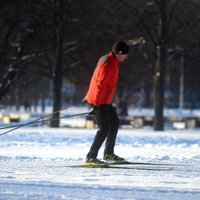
left=0, top=124, right=200, bottom=200
left=1, top=106, right=200, bottom=199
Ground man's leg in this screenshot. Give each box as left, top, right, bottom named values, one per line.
left=104, top=105, right=119, bottom=155
left=86, top=105, right=110, bottom=160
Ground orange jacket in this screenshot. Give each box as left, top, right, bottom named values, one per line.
left=85, top=52, right=119, bottom=105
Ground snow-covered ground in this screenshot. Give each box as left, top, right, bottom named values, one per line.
left=0, top=125, right=200, bottom=200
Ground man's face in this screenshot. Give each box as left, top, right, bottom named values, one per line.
left=116, top=54, right=128, bottom=63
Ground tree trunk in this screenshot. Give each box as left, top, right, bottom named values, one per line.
left=153, top=0, right=167, bottom=131
left=154, top=45, right=164, bottom=130
left=50, top=0, right=64, bottom=127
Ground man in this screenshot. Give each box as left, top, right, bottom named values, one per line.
left=83, top=40, right=129, bottom=163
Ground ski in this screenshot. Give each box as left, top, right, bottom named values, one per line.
left=110, top=165, right=173, bottom=171
left=104, top=160, right=181, bottom=166
left=69, top=163, right=110, bottom=168
left=68, top=162, right=173, bottom=171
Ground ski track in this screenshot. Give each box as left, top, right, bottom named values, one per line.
left=0, top=128, right=200, bottom=200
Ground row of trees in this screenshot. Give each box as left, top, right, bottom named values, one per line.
left=0, top=0, right=200, bottom=130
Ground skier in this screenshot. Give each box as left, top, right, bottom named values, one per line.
left=83, top=40, right=129, bottom=163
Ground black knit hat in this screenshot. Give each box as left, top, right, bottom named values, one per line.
left=112, top=41, right=129, bottom=54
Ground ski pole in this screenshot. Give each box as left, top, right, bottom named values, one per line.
left=0, top=109, right=91, bottom=137
left=0, top=115, right=66, bottom=130
left=0, top=106, right=69, bottom=136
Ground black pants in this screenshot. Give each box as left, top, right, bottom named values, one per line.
left=86, top=104, right=119, bottom=159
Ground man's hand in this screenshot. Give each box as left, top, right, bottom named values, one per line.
left=88, top=106, right=96, bottom=115
left=82, top=97, right=87, bottom=103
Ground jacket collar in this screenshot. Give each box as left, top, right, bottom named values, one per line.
left=109, top=52, right=120, bottom=64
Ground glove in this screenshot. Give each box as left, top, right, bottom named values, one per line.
left=88, top=107, right=95, bottom=115
left=88, top=105, right=98, bottom=115
left=82, top=97, right=87, bottom=103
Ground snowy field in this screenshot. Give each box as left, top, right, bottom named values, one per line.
left=0, top=125, right=200, bottom=200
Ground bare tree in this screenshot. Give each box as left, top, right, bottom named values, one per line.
left=120, top=0, right=200, bottom=130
